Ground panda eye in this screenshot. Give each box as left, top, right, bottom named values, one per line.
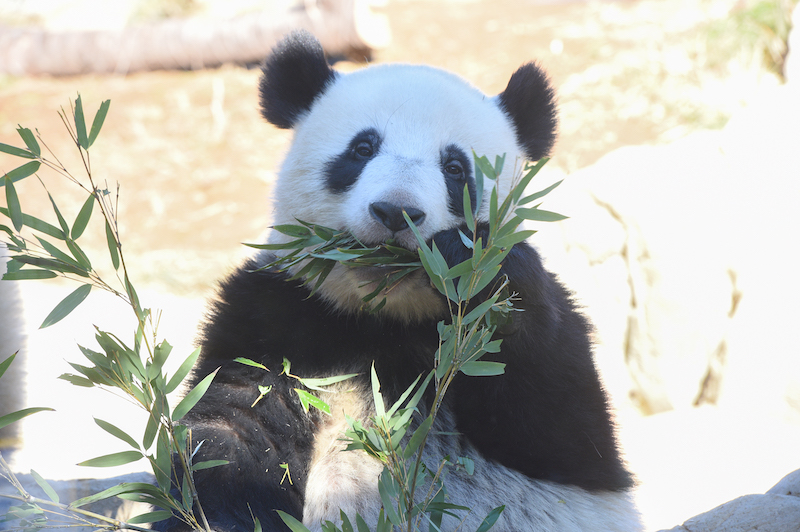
left=444, top=160, right=464, bottom=179
left=353, top=141, right=374, bottom=159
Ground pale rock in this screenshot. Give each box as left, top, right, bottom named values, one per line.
left=658, top=469, right=800, bottom=532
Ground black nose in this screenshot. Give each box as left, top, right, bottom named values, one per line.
left=369, top=202, right=426, bottom=232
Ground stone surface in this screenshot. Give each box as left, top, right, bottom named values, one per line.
left=658, top=469, right=800, bottom=532
left=0, top=243, right=26, bottom=447
left=0, top=471, right=154, bottom=530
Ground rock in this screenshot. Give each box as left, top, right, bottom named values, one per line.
left=658, top=469, right=800, bottom=532
left=766, top=469, right=800, bottom=497
left=533, top=78, right=800, bottom=417
left=0, top=471, right=155, bottom=530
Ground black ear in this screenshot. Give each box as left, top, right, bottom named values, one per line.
left=259, top=30, right=338, bottom=129
left=497, top=63, right=558, bottom=161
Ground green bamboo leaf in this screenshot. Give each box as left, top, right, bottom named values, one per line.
left=35, top=236, right=83, bottom=270
left=65, top=238, right=91, bottom=270
left=77, top=450, right=142, bottom=467
left=460, top=361, right=506, bottom=377
left=515, top=206, right=568, bottom=222
left=474, top=154, right=496, bottom=180
left=70, top=481, right=163, bottom=508
left=463, top=184, right=475, bottom=232
left=165, top=347, right=202, bottom=394
left=298, top=373, right=358, bottom=392
left=127, top=510, right=172, bottom=525
left=370, top=363, right=385, bottom=419
left=4, top=176, right=23, bottom=232
left=191, top=459, right=230, bottom=471
left=10, top=255, right=89, bottom=277
left=295, top=388, right=330, bottom=414
left=153, top=425, right=171, bottom=490
left=94, top=418, right=140, bottom=450
left=40, top=283, right=91, bottom=329
left=462, top=297, right=499, bottom=325
left=355, top=513, right=371, bottom=532
left=273, top=224, right=312, bottom=238
left=1, top=161, right=41, bottom=185
left=30, top=469, right=59, bottom=503
left=172, top=369, right=217, bottom=421
left=0, top=354, right=15, bottom=380
left=403, top=415, right=433, bottom=460
left=87, top=99, right=110, bottom=148
left=233, top=357, right=269, bottom=370
left=75, top=95, right=89, bottom=150
left=494, top=229, right=536, bottom=250
left=518, top=179, right=563, bottom=206
left=378, top=470, right=401, bottom=526
left=105, top=220, right=120, bottom=269
left=339, top=511, right=354, bottom=532
left=277, top=511, right=313, bottom=532
left=0, top=407, right=54, bottom=430
left=511, top=158, right=549, bottom=204
left=16, top=126, right=40, bottom=156
left=0, top=208, right=65, bottom=239
left=58, top=373, right=95, bottom=387
left=71, top=192, right=95, bottom=239
left=475, top=505, right=505, bottom=532
left=0, top=142, right=35, bottom=159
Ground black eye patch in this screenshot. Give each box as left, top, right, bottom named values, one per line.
left=441, top=145, right=476, bottom=218
left=324, top=128, right=382, bottom=193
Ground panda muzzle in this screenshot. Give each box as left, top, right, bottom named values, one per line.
left=369, top=201, right=426, bottom=234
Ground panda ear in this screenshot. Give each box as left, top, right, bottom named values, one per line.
left=496, top=63, right=558, bottom=161
left=259, top=30, right=338, bottom=129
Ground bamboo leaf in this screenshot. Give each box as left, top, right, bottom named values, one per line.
left=70, top=481, right=164, bottom=508
left=0, top=208, right=65, bottom=239
left=0, top=142, right=35, bottom=159
left=515, top=206, right=568, bottom=222
left=30, top=470, right=59, bottom=503
left=191, top=459, right=230, bottom=471
left=127, top=510, right=172, bottom=525
left=58, top=373, right=95, bottom=387
left=172, top=369, right=217, bottom=421
left=475, top=505, right=506, bottom=532
left=77, top=450, right=143, bottom=467
left=370, top=363, right=385, bottom=419
left=87, top=99, right=110, bottom=148
left=102, top=220, right=120, bottom=270
left=0, top=354, right=15, bottom=381
left=16, top=126, right=40, bottom=156
left=403, top=415, right=433, bottom=460
left=71, top=192, right=95, bottom=239
left=518, top=179, right=563, bottom=206
left=4, top=176, right=23, bottom=232
left=295, top=388, right=330, bottom=415
left=277, top=511, right=313, bottom=532
left=463, top=184, right=475, bottom=232
left=1, top=161, right=41, bottom=185
left=40, top=283, right=91, bottom=328
left=298, top=373, right=357, bottom=392
left=0, top=407, right=54, bottom=430
left=75, top=95, right=89, bottom=150
left=165, top=347, right=202, bottom=394
left=94, top=418, right=140, bottom=450
left=460, top=361, right=506, bottom=377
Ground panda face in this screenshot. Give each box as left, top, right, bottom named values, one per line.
left=259, top=32, right=557, bottom=321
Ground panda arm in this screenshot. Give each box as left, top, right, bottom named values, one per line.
left=433, top=225, right=634, bottom=492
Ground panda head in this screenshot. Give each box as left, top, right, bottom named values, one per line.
left=259, top=30, right=557, bottom=322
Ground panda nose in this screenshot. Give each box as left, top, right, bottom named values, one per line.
left=369, top=202, right=426, bottom=233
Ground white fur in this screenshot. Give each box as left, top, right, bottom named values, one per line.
left=264, top=65, right=526, bottom=322
left=302, top=383, right=643, bottom=532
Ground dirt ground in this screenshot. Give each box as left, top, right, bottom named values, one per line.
left=0, top=0, right=773, bottom=295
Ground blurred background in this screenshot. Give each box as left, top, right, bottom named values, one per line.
left=0, top=1, right=798, bottom=530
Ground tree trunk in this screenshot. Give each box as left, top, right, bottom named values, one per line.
left=0, top=0, right=390, bottom=76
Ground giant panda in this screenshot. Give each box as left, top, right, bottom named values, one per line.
left=159, top=30, right=642, bottom=532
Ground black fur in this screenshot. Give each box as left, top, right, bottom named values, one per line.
left=259, top=30, right=337, bottom=129
left=496, top=62, right=558, bottom=161
left=156, top=227, right=632, bottom=531
left=324, top=128, right=382, bottom=193
left=441, top=145, right=476, bottom=218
